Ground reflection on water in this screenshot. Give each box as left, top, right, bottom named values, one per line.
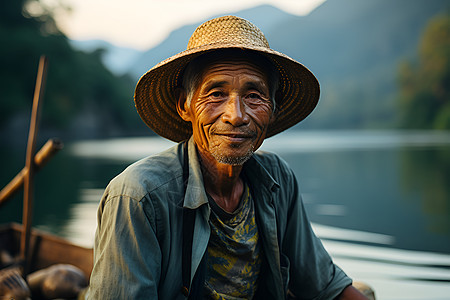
left=313, top=223, right=395, bottom=246
left=322, top=239, right=450, bottom=300
left=1, top=130, right=450, bottom=299
left=400, top=147, right=450, bottom=237
left=61, top=188, right=103, bottom=248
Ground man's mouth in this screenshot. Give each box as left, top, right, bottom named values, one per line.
left=214, top=131, right=255, bottom=142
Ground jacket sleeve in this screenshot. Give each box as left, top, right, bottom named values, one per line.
left=279, top=161, right=352, bottom=299
left=86, top=192, right=161, bottom=299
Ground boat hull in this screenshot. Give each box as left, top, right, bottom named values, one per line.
left=0, top=223, right=93, bottom=279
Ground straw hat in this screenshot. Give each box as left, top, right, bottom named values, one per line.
left=135, top=15, right=320, bottom=142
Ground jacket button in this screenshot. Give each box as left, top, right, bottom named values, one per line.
left=181, top=286, right=189, bottom=297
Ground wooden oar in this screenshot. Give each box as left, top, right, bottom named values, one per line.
left=0, top=138, right=63, bottom=207
left=21, top=56, right=48, bottom=276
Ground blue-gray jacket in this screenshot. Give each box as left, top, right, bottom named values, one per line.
left=87, top=138, right=351, bottom=299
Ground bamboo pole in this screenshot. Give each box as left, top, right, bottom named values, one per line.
left=21, top=56, right=48, bottom=276
left=0, top=138, right=63, bottom=207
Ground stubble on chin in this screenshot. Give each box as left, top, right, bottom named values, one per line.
left=209, top=143, right=255, bottom=166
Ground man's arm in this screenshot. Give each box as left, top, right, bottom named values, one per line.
left=87, top=194, right=161, bottom=299
left=336, top=285, right=370, bottom=300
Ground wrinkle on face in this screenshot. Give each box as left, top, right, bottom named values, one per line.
left=182, top=59, right=274, bottom=166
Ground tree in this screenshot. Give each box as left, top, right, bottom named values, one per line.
left=0, top=0, right=140, bottom=138
left=397, top=12, right=450, bottom=129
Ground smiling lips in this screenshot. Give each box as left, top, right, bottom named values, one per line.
left=214, top=131, right=255, bottom=142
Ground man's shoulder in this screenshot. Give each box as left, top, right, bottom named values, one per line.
left=106, top=143, right=184, bottom=200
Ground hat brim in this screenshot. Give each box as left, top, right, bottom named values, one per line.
left=134, top=42, right=320, bottom=142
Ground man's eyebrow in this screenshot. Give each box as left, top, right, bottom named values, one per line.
left=202, top=80, right=228, bottom=92
left=243, top=81, right=269, bottom=94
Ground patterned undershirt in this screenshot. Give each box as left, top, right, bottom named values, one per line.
left=204, top=184, right=262, bottom=299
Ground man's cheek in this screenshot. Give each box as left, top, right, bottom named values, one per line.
left=192, top=123, right=210, bottom=147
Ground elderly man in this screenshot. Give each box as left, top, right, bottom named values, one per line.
left=87, top=16, right=368, bottom=299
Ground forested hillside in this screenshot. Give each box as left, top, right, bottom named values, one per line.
left=265, top=0, right=449, bottom=129
left=397, top=13, right=450, bottom=129
left=0, top=0, right=145, bottom=143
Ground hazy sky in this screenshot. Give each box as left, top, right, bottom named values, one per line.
left=48, top=0, right=326, bottom=50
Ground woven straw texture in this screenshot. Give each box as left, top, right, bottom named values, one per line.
left=134, top=16, right=320, bottom=142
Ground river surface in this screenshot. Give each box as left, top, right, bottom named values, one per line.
left=1, top=130, right=450, bottom=299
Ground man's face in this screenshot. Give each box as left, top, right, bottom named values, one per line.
left=180, top=59, right=274, bottom=165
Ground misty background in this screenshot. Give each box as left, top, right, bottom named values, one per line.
left=1, top=0, right=448, bottom=143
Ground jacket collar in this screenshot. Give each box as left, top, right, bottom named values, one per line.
left=183, top=137, right=209, bottom=209
left=182, top=137, right=280, bottom=209
left=243, top=152, right=281, bottom=198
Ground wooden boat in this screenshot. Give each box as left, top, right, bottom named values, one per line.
left=0, top=59, right=93, bottom=299
left=0, top=222, right=93, bottom=279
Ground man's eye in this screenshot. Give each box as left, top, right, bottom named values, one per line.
left=210, top=91, right=224, bottom=98
left=247, top=93, right=261, bottom=99
left=246, top=93, right=265, bottom=103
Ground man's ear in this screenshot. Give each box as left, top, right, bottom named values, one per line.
left=175, top=87, right=191, bottom=122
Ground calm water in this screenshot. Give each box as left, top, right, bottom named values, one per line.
left=1, top=130, right=450, bottom=299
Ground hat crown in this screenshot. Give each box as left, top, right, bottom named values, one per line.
left=187, top=16, right=270, bottom=50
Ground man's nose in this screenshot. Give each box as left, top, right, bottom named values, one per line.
left=221, top=94, right=250, bottom=126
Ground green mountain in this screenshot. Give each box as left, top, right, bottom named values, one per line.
left=266, top=0, right=449, bottom=128
left=129, top=0, right=449, bottom=129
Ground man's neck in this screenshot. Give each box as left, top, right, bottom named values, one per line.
left=197, top=147, right=245, bottom=213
